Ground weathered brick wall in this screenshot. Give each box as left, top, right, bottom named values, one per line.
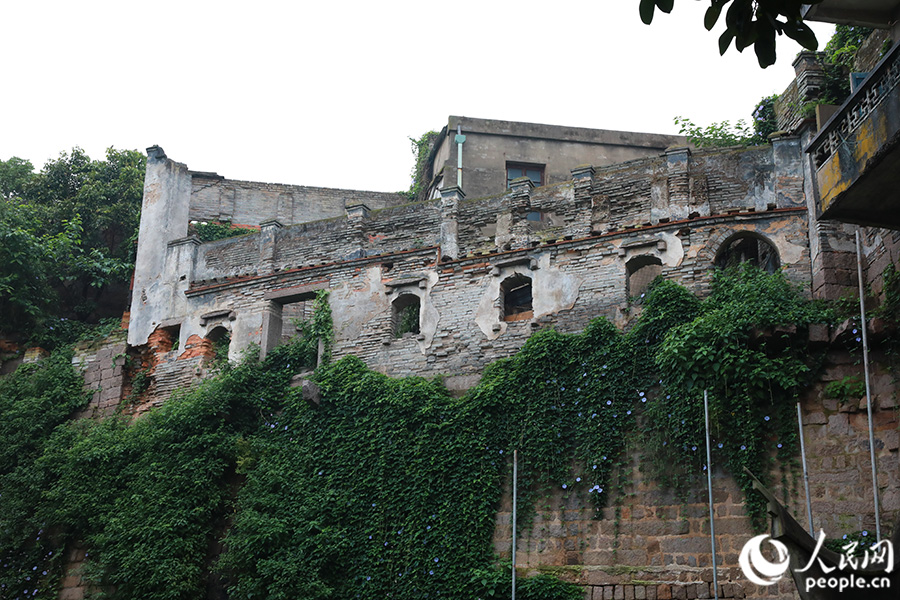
left=72, top=330, right=127, bottom=419
left=488, top=347, right=899, bottom=600
left=862, top=226, right=900, bottom=301
left=188, top=173, right=406, bottom=227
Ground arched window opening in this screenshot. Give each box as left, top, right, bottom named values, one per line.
left=501, top=274, right=533, bottom=321
left=207, top=325, right=231, bottom=362
left=715, top=233, right=780, bottom=273
left=392, top=294, right=421, bottom=338
left=626, top=255, right=663, bottom=302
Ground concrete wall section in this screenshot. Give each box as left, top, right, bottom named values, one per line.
left=427, top=116, right=686, bottom=200
left=128, top=147, right=192, bottom=346
left=189, top=173, right=406, bottom=227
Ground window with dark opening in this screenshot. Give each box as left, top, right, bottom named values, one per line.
left=715, top=233, right=780, bottom=273
left=207, top=325, right=231, bottom=362
left=501, top=274, right=533, bottom=321
left=160, top=324, right=181, bottom=353
left=626, top=255, right=663, bottom=302
left=392, top=294, right=421, bottom=338
left=507, top=162, right=544, bottom=188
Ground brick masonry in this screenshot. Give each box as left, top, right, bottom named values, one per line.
left=52, top=135, right=899, bottom=599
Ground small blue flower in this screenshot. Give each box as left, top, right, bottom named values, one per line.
left=717, top=443, right=723, bottom=449
left=606, top=400, right=612, bottom=405
left=576, top=477, right=581, bottom=482
left=592, top=464, right=597, bottom=469
left=764, top=416, right=770, bottom=421
left=434, top=557, right=439, bottom=563
left=639, top=391, right=645, bottom=397
left=691, top=446, right=697, bottom=451
left=863, top=530, right=868, bottom=536
left=777, top=443, right=782, bottom=448
left=740, top=445, right=746, bottom=450
left=626, top=410, right=632, bottom=415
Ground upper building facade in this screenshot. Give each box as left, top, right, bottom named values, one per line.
left=422, top=116, right=686, bottom=201
left=127, top=125, right=818, bottom=400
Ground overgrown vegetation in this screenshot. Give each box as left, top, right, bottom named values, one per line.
left=824, top=24, right=874, bottom=68
left=0, top=149, right=145, bottom=347
left=403, top=130, right=439, bottom=202
left=189, top=220, right=254, bottom=242
left=675, top=92, right=778, bottom=148
left=0, top=267, right=835, bottom=598
left=643, top=266, right=831, bottom=528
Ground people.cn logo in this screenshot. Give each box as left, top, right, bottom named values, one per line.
left=738, top=534, right=791, bottom=586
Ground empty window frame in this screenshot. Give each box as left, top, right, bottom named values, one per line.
left=626, top=255, right=663, bottom=302
left=207, top=325, right=231, bottom=361
left=392, top=294, right=421, bottom=338
left=501, top=274, right=533, bottom=321
left=507, top=162, right=545, bottom=188
left=715, top=233, right=780, bottom=274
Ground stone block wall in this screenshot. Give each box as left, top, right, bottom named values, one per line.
left=487, top=348, right=899, bottom=600
left=72, top=331, right=127, bottom=419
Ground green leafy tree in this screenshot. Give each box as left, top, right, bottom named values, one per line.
left=0, top=148, right=145, bottom=344
left=824, top=24, right=874, bottom=68
left=639, top=0, right=823, bottom=67
left=674, top=116, right=758, bottom=148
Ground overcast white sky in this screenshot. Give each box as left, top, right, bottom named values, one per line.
left=1, top=1, right=834, bottom=194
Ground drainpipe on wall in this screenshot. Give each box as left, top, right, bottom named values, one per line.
left=455, top=124, right=466, bottom=189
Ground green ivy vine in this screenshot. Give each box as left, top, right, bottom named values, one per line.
left=0, top=266, right=834, bottom=599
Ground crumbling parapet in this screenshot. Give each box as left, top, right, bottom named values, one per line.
left=439, top=186, right=463, bottom=260
left=258, top=219, right=283, bottom=276
left=129, top=147, right=192, bottom=347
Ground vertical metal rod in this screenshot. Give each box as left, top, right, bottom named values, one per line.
left=855, top=228, right=882, bottom=542
left=456, top=124, right=464, bottom=188
left=512, top=449, right=517, bottom=600
left=797, top=402, right=814, bottom=534
left=704, top=390, right=720, bottom=600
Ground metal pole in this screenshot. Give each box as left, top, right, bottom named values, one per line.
left=512, top=449, right=517, bottom=600
left=855, top=228, right=882, bottom=542
left=796, top=402, right=814, bottom=534
left=456, top=124, right=465, bottom=189
left=704, top=390, right=720, bottom=600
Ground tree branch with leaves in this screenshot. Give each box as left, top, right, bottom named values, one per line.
left=639, top=0, right=823, bottom=67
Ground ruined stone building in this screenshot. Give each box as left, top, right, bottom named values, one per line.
left=65, top=31, right=900, bottom=592
left=124, top=127, right=812, bottom=399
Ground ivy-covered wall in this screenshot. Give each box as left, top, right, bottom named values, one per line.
left=4, top=268, right=897, bottom=600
